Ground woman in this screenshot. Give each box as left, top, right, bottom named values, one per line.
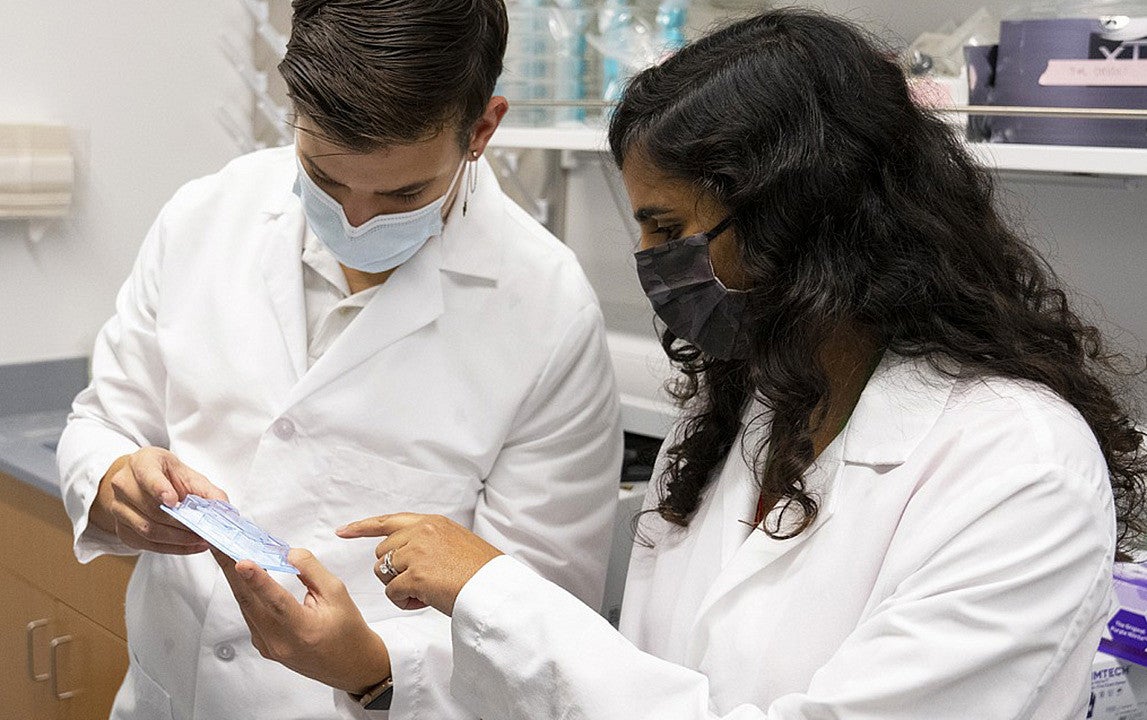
left=219, top=8, right=1145, bottom=718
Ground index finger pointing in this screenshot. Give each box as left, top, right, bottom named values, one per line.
left=335, top=513, right=423, bottom=539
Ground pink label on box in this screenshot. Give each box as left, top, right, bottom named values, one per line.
left=1039, top=59, right=1147, bottom=87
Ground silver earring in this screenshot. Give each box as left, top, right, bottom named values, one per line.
left=463, top=151, right=479, bottom=216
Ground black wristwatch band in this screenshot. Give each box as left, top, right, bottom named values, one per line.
left=356, top=676, right=394, bottom=711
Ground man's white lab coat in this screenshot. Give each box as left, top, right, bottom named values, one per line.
left=56, top=146, right=622, bottom=720
left=448, top=354, right=1116, bottom=720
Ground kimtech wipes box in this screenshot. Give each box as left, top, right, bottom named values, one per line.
left=1101, top=563, right=1147, bottom=666
left=1090, top=563, right=1147, bottom=718
left=1091, top=652, right=1147, bottom=720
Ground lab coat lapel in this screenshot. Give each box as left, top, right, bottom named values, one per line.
left=685, top=353, right=955, bottom=660
left=715, top=416, right=771, bottom=569
left=259, top=206, right=309, bottom=383
left=438, top=158, right=503, bottom=282
left=690, top=452, right=841, bottom=642
left=281, top=237, right=445, bottom=408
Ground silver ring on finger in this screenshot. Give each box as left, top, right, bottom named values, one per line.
left=379, top=550, right=399, bottom=578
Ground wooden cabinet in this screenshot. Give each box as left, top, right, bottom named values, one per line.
left=0, top=569, right=56, bottom=719
left=0, top=471, right=135, bottom=720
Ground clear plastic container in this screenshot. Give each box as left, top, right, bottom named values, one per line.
left=499, top=3, right=597, bottom=127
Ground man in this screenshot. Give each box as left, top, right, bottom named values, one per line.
left=56, top=1, right=622, bottom=718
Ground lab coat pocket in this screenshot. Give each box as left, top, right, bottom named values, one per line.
left=317, top=448, right=482, bottom=605
left=110, top=652, right=175, bottom=720
left=325, top=447, right=482, bottom=520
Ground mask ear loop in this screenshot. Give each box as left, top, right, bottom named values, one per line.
left=463, top=150, right=480, bottom=217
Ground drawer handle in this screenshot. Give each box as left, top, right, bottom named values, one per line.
left=49, top=634, right=78, bottom=700
left=25, top=619, right=50, bottom=681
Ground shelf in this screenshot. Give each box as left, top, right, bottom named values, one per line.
left=967, top=143, right=1147, bottom=177
left=489, top=124, right=1147, bottom=177
left=490, top=125, right=609, bottom=152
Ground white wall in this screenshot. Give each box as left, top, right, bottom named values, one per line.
left=0, top=0, right=251, bottom=365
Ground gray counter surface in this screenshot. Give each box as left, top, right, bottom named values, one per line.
left=0, top=358, right=88, bottom=498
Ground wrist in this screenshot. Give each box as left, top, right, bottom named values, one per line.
left=346, top=632, right=392, bottom=696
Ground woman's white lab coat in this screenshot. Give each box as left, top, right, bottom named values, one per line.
left=56, top=146, right=622, bottom=720
left=447, top=354, right=1115, bottom=720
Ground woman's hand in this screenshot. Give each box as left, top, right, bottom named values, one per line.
left=337, top=513, right=504, bottom=616
left=213, top=547, right=391, bottom=695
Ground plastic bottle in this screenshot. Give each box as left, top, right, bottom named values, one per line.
left=600, top=0, right=631, bottom=102
left=656, top=0, right=689, bottom=56
left=497, top=0, right=551, bottom=126
left=554, top=0, right=589, bottom=123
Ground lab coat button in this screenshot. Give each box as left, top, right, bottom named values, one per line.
left=272, top=418, right=296, bottom=440
left=214, top=643, right=236, bottom=661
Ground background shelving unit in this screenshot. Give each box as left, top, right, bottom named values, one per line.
left=489, top=124, right=1147, bottom=177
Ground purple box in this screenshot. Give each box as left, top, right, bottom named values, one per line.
left=966, top=16, right=1147, bottom=147
left=1100, top=563, right=1147, bottom=667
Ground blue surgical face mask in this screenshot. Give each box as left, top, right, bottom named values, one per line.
left=292, top=155, right=466, bottom=274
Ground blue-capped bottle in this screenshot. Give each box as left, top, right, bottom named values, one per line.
left=656, top=0, right=689, bottom=58
left=554, top=0, right=590, bottom=123
left=600, top=0, right=632, bottom=103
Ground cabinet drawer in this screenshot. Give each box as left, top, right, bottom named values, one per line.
left=0, top=567, right=56, bottom=719
left=0, top=472, right=134, bottom=639
left=51, top=602, right=129, bottom=720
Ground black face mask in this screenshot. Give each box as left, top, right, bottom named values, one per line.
left=634, top=217, right=750, bottom=360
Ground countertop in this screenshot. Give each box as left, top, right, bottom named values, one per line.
left=0, top=357, right=88, bottom=498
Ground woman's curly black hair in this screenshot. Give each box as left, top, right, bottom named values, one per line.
left=609, top=8, right=1146, bottom=556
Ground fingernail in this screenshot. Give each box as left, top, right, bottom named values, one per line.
left=334, top=524, right=348, bottom=534
left=161, top=492, right=177, bottom=507
left=238, top=565, right=255, bottom=580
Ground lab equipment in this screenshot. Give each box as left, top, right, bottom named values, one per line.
left=656, top=0, right=689, bottom=56
left=499, top=1, right=600, bottom=126
left=906, top=7, right=999, bottom=77
left=237, top=0, right=288, bottom=59
left=587, top=4, right=660, bottom=104
left=161, top=494, right=298, bottom=574
left=554, top=0, right=591, bottom=123
left=500, top=1, right=560, bottom=126
left=599, top=0, right=630, bottom=102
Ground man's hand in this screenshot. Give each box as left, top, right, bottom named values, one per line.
left=90, top=447, right=228, bottom=554
left=337, top=513, right=503, bottom=616
left=213, top=547, right=392, bottom=695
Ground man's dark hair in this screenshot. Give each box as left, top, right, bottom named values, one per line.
left=281, top=0, right=508, bottom=151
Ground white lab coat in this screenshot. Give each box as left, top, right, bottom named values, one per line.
left=56, top=146, right=622, bottom=720
left=448, top=354, right=1116, bottom=719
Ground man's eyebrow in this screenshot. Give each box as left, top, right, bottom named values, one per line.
left=383, top=179, right=434, bottom=195
left=300, top=154, right=338, bottom=181
left=302, top=153, right=435, bottom=195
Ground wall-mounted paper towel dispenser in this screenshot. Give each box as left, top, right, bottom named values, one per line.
left=0, top=125, right=74, bottom=219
